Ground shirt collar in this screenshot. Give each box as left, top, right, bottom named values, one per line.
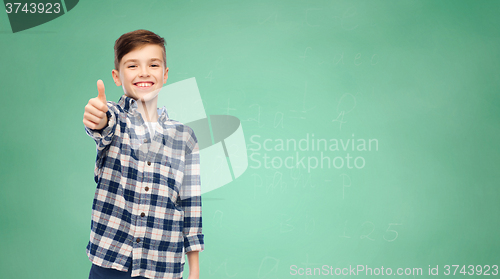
left=118, top=94, right=170, bottom=121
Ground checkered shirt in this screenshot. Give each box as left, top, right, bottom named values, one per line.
left=84, top=95, right=204, bottom=279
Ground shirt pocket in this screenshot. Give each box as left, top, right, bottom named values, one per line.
left=160, top=131, right=185, bottom=193
left=120, top=148, right=139, bottom=182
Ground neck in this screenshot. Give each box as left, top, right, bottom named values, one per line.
left=136, top=95, right=159, bottom=122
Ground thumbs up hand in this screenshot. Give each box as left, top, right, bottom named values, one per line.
left=83, top=80, right=109, bottom=130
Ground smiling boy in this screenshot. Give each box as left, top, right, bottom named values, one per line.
left=83, top=30, right=203, bottom=279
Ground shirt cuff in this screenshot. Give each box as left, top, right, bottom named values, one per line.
left=184, top=234, right=204, bottom=252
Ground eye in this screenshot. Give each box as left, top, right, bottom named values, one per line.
left=127, top=65, right=136, bottom=68
left=151, top=64, right=159, bottom=67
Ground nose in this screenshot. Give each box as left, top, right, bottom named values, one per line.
left=139, top=66, right=150, bottom=77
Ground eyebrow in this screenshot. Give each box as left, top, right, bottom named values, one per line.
left=123, top=58, right=163, bottom=64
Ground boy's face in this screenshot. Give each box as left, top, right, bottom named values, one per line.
left=112, top=44, right=168, bottom=102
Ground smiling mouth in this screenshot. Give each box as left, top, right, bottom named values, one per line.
left=134, top=82, right=154, bottom=88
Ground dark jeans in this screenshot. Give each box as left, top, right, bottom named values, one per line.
left=88, top=264, right=149, bottom=279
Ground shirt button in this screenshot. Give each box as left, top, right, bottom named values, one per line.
left=136, top=238, right=141, bottom=243
left=147, top=161, right=151, bottom=166
left=145, top=187, right=149, bottom=192
left=141, top=212, right=145, bottom=217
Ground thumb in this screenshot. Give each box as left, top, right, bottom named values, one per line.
left=97, top=79, right=106, bottom=103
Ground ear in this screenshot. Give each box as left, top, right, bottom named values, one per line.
left=112, top=69, right=122, bottom=86
left=163, top=67, right=169, bottom=84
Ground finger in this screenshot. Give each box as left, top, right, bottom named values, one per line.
left=85, top=99, right=108, bottom=118
left=84, top=111, right=103, bottom=124
left=83, top=118, right=99, bottom=130
left=97, top=79, right=106, bottom=103
left=89, top=97, right=108, bottom=113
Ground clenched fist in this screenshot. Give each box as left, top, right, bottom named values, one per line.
left=83, top=80, right=109, bottom=130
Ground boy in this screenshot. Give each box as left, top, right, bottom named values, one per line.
left=83, top=29, right=203, bottom=279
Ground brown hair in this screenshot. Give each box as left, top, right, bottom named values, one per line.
left=114, top=29, right=166, bottom=70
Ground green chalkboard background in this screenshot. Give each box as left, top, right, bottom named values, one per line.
left=1, top=0, right=499, bottom=278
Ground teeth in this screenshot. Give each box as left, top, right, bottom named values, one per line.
left=136, top=82, right=152, bottom=87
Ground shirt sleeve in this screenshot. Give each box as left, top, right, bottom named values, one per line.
left=178, top=128, right=204, bottom=253
left=84, top=107, right=118, bottom=182
left=84, top=108, right=117, bottom=152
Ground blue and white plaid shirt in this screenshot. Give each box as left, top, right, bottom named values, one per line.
left=84, top=95, right=204, bottom=279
